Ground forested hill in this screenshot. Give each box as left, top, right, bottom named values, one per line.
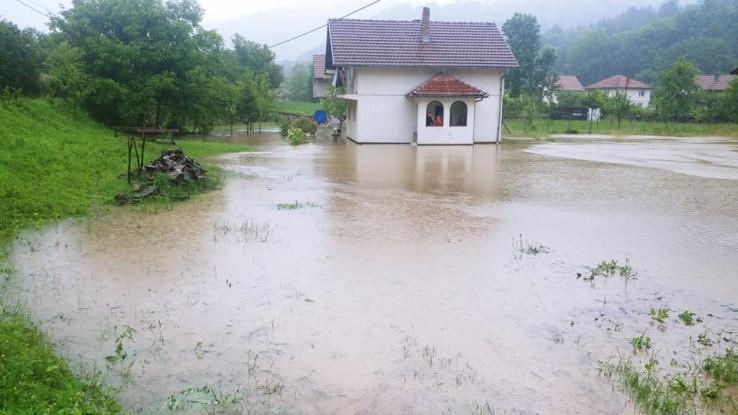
left=547, top=0, right=738, bottom=85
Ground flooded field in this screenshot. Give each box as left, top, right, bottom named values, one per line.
left=8, top=132, right=738, bottom=414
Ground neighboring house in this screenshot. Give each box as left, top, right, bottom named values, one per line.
left=695, top=74, right=735, bottom=92
left=557, top=75, right=586, bottom=93
left=325, top=7, right=517, bottom=145
left=586, top=75, right=651, bottom=107
left=312, top=54, right=331, bottom=99
left=546, top=75, right=585, bottom=103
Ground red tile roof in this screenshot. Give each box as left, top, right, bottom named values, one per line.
left=327, top=18, right=518, bottom=68
left=586, top=75, right=650, bottom=90
left=696, top=74, right=735, bottom=91
left=313, top=54, right=331, bottom=79
left=557, top=75, right=584, bottom=92
left=408, top=75, right=488, bottom=98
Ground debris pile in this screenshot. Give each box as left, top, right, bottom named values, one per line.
left=144, top=148, right=207, bottom=183
left=113, top=148, right=207, bottom=205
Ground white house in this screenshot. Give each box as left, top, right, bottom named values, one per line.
left=325, top=7, right=518, bottom=145
left=585, top=75, right=651, bottom=108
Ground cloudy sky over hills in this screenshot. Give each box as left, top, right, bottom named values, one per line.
left=4, top=0, right=688, bottom=61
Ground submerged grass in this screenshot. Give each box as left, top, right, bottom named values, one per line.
left=0, top=99, right=252, bottom=413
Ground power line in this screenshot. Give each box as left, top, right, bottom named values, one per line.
left=269, top=0, right=382, bottom=48
left=13, top=0, right=51, bottom=17
left=24, top=0, right=55, bottom=15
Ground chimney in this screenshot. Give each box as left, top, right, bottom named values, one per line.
left=421, top=7, right=430, bottom=42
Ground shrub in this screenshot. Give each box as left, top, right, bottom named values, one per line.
left=277, top=116, right=290, bottom=137
left=287, top=127, right=306, bottom=145
left=291, top=118, right=317, bottom=135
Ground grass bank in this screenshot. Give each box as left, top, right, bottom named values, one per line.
left=276, top=99, right=321, bottom=117
left=0, top=98, right=251, bottom=413
left=503, top=118, right=738, bottom=138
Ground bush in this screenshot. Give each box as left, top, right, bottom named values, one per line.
left=291, top=118, right=317, bottom=135
left=287, top=127, right=306, bottom=145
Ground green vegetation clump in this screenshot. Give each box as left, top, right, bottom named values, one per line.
left=631, top=334, right=652, bottom=352
left=649, top=308, right=669, bottom=324
left=276, top=201, right=318, bottom=210
left=678, top=310, right=697, bottom=326
left=291, top=118, right=317, bottom=135
left=578, top=259, right=636, bottom=282
left=286, top=128, right=306, bottom=146
left=0, top=310, right=122, bottom=414
left=601, top=349, right=738, bottom=415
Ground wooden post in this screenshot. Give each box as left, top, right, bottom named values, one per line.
left=140, top=131, right=146, bottom=170
left=127, top=134, right=133, bottom=184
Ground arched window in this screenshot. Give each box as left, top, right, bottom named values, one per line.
left=450, top=101, right=467, bottom=127
left=426, top=101, right=444, bottom=127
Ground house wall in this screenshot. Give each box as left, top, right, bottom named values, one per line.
left=344, top=67, right=505, bottom=144
left=346, top=101, right=358, bottom=140
left=415, top=98, right=475, bottom=145
left=602, top=88, right=651, bottom=108
left=312, top=78, right=328, bottom=99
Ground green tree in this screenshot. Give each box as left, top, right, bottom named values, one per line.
left=231, top=35, right=283, bottom=88
left=284, top=64, right=312, bottom=101
left=321, top=85, right=346, bottom=131
left=653, top=57, right=699, bottom=123
left=502, top=13, right=557, bottom=98
left=0, top=20, right=44, bottom=95
left=42, top=42, right=88, bottom=116
left=606, top=91, right=632, bottom=128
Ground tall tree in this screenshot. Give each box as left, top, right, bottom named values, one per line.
left=0, top=20, right=44, bottom=95
left=653, top=57, right=699, bottom=123
left=502, top=13, right=557, bottom=98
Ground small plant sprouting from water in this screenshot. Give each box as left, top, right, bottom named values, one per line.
left=276, top=201, right=319, bottom=210
left=649, top=307, right=669, bottom=324
left=579, top=259, right=637, bottom=282
left=470, top=401, right=496, bottom=415
left=631, top=334, right=652, bottom=352
left=698, top=331, right=714, bottom=347
left=512, top=234, right=550, bottom=258
left=678, top=310, right=697, bottom=326
left=105, top=325, right=136, bottom=365
left=166, top=385, right=242, bottom=414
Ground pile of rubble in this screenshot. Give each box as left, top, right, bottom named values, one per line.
left=144, top=148, right=207, bottom=183
left=114, top=148, right=207, bottom=204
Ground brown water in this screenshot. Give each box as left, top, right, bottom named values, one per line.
left=9, top=132, right=738, bottom=414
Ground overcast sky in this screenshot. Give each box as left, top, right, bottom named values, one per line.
left=3, top=0, right=680, bottom=61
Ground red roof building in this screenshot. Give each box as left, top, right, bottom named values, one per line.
left=696, top=74, right=735, bottom=91
left=408, top=75, right=488, bottom=98
left=556, top=75, right=585, bottom=92
left=586, top=75, right=650, bottom=90
left=324, top=7, right=516, bottom=145
left=585, top=75, right=651, bottom=108
left=312, top=54, right=330, bottom=99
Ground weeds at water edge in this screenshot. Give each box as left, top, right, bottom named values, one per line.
left=512, top=234, right=550, bottom=259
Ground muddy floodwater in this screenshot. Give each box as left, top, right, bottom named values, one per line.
left=9, top=132, right=738, bottom=414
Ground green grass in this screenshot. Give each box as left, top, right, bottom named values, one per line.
left=503, top=118, right=738, bottom=138
left=0, top=310, right=122, bottom=414
left=0, top=99, right=250, bottom=239
left=0, top=98, right=253, bottom=413
left=276, top=99, right=322, bottom=117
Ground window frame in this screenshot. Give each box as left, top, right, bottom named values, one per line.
left=449, top=101, right=468, bottom=127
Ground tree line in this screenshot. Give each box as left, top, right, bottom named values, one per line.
left=547, top=0, right=738, bottom=85
left=0, top=0, right=282, bottom=133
